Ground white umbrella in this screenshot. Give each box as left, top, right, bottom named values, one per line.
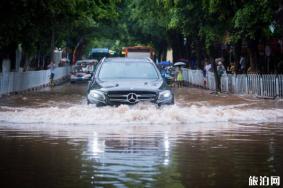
left=174, top=62, right=186, bottom=66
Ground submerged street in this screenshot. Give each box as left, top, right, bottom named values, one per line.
left=0, top=83, right=283, bottom=188
left=1, top=1, right=283, bottom=187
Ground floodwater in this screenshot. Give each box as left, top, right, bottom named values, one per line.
left=0, top=83, right=283, bottom=188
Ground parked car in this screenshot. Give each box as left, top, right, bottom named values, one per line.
left=87, top=57, right=174, bottom=106
left=70, top=59, right=98, bottom=83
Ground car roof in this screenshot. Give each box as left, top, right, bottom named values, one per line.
left=103, top=57, right=153, bottom=63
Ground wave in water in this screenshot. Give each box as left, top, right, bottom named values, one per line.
left=0, top=103, right=283, bottom=125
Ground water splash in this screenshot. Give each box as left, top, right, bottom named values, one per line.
left=1, top=103, right=282, bottom=125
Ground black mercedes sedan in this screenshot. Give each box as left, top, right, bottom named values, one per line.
left=87, top=57, right=174, bottom=106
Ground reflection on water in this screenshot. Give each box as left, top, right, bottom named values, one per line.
left=0, top=122, right=282, bottom=188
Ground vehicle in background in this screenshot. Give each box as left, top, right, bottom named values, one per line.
left=89, top=48, right=114, bottom=61
left=158, top=61, right=174, bottom=85
left=122, top=46, right=155, bottom=60
left=70, top=59, right=98, bottom=83
left=160, top=66, right=175, bottom=85
left=87, top=57, right=174, bottom=106
left=59, top=58, right=71, bottom=66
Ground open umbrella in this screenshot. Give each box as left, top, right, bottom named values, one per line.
left=174, top=62, right=186, bottom=66
left=159, top=61, right=171, bottom=66
left=176, top=58, right=189, bottom=63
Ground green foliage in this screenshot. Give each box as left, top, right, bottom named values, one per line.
left=233, top=0, right=273, bottom=40
left=0, top=0, right=282, bottom=63
left=128, top=0, right=169, bottom=47
left=0, top=0, right=119, bottom=57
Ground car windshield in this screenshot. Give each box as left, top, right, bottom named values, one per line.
left=98, top=62, right=159, bottom=80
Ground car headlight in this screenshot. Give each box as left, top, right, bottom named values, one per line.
left=89, top=90, right=105, bottom=101
left=158, top=90, right=172, bottom=99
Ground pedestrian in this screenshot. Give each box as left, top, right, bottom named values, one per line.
left=48, top=61, right=56, bottom=87
left=203, top=59, right=211, bottom=87
left=217, top=61, right=226, bottom=78
left=215, top=59, right=226, bottom=93
left=176, top=66, right=184, bottom=88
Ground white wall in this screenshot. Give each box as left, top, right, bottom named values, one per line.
left=0, top=66, right=71, bottom=95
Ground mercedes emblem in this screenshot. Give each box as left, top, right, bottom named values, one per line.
left=127, top=93, right=137, bottom=103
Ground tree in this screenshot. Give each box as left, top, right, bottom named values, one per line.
left=0, top=0, right=120, bottom=69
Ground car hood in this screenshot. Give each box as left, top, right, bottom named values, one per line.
left=97, top=79, right=164, bottom=92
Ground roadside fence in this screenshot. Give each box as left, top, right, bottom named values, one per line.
left=182, top=68, right=283, bottom=98
left=0, top=66, right=71, bottom=96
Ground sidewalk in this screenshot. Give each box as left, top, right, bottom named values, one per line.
left=174, top=87, right=283, bottom=109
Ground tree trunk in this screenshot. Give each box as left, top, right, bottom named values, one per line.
left=15, top=44, right=22, bottom=72
left=24, top=56, right=31, bottom=71
left=161, top=47, right=167, bottom=61
left=234, top=40, right=242, bottom=74
left=247, top=39, right=258, bottom=73
left=194, top=39, right=203, bottom=69
left=72, top=38, right=84, bottom=64
left=51, top=27, right=55, bottom=63
left=168, top=30, right=185, bottom=62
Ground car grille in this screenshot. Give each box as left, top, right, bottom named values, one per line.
left=107, top=91, right=157, bottom=103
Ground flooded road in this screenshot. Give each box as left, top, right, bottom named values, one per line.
left=0, top=83, right=283, bottom=188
